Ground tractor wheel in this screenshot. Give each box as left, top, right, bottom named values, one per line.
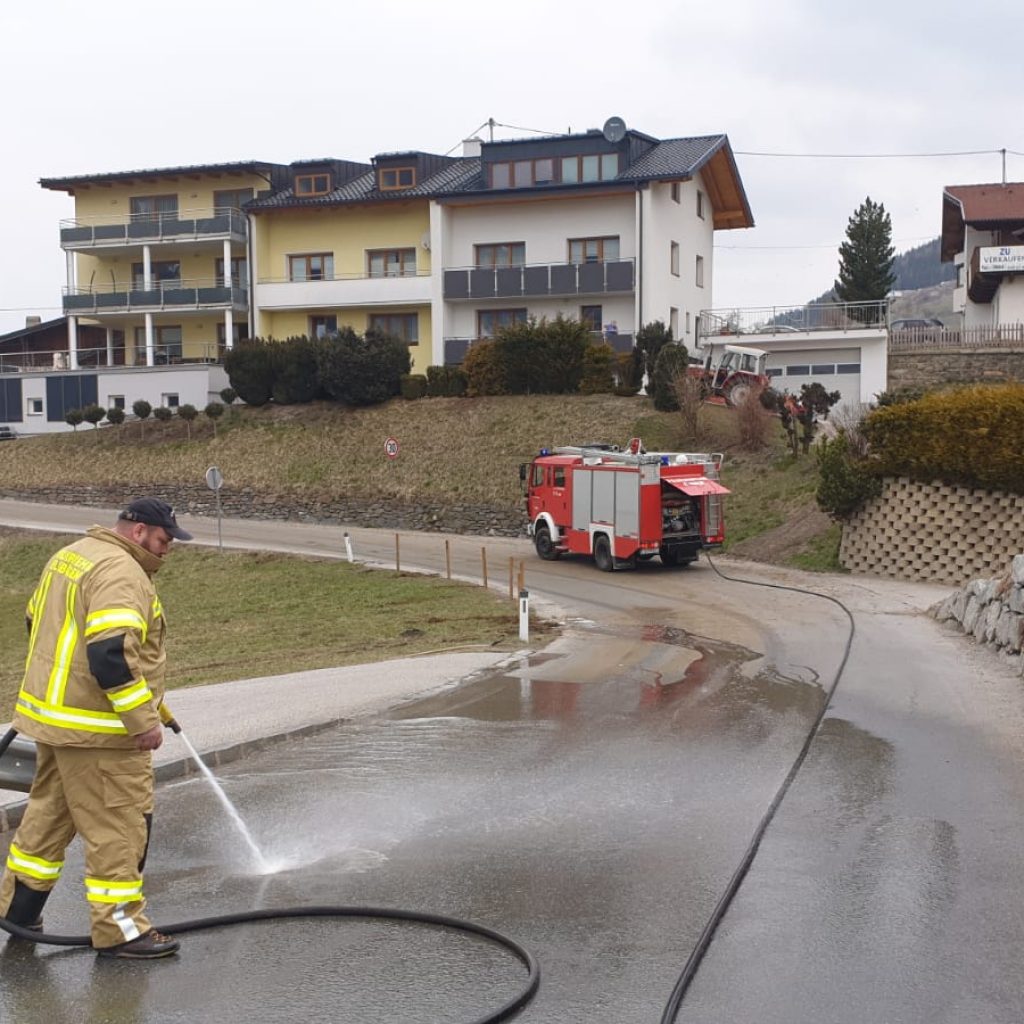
left=726, top=381, right=752, bottom=407
left=534, top=524, right=561, bottom=561
left=593, top=534, right=614, bottom=572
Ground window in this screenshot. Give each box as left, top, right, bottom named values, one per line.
left=367, top=248, right=417, bottom=278
left=695, top=254, right=705, bottom=288
left=766, top=368, right=783, bottom=379
left=216, top=256, right=248, bottom=289
left=132, top=260, right=181, bottom=290
left=812, top=364, right=836, bottom=375
left=670, top=242, right=680, bottom=276
left=295, top=173, right=331, bottom=196
left=489, top=158, right=556, bottom=189
left=161, top=393, right=180, bottom=409
left=685, top=311, right=691, bottom=336
left=553, top=467, right=566, bottom=487
left=837, top=363, right=861, bottom=374
left=130, top=195, right=178, bottom=221
left=213, top=188, right=254, bottom=212
left=786, top=365, right=810, bottom=376
left=379, top=167, right=416, bottom=191
left=568, top=236, right=619, bottom=264
left=671, top=182, right=681, bottom=204
left=217, top=322, right=250, bottom=356
left=369, top=313, right=419, bottom=344
left=27, top=397, right=43, bottom=415
left=956, top=264, right=965, bottom=288
left=108, top=395, right=126, bottom=410
left=561, top=153, right=619, bottom=183
left=581, top=305, right=603, bottom=331
left=478, top=308, right=527, bottom=337
left=134, top=326, right=182, bottom=363
left=696, top=190, right=705, bottom=219
left=670, top=307, right=679, bottom=337
left=310, top=315, right=337, bottom=339
left=475, top=242, right=526, bottom=267
left=531, top=464, right=545, bottom=487
left=289, top=254, right=334, bottom=281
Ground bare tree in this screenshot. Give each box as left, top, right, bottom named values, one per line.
left=672, top=371, right=709, bottom=446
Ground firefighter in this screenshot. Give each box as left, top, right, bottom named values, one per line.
left=0, top=497, right=192, bottom=958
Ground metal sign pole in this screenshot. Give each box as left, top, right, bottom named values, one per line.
left=205, top=466, right=224, bottom=553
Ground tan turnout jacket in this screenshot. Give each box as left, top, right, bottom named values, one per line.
left=12, top=526, right=167, bottom=747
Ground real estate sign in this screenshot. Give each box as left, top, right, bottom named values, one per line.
left=979, top=246, right=1024, bottom=273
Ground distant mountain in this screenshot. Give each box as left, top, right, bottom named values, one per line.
left=892, top=237, right=956, bottom=291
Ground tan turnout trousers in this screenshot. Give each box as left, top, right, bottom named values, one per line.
left=0, top=743, right=154, bottom=948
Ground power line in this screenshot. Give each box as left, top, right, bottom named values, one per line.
left=734, top=148, right=1006, bottom=159
left=716, top=234, right=937, bottom=252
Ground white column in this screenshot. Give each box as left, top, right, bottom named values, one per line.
left=68, top=316, right=79, bottom=370
left=143, top=245, right=152, bottom=288
left=145, top=312, right=155, bottom=367
left=222, top=239, right=232, bottom=286
left=223, top=239, right=234, bottom=357
left=105, top=327, right=114, bottom=367
left=429, top=200, right=445, bottom=366
left=224, top=308, right=234, bottom=353
left=65, top=250, right=76, bottom=294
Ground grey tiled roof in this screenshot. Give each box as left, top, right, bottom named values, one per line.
left=40, top=160, right=284, bottom=190
left=623, top=135, right=727, bottom=179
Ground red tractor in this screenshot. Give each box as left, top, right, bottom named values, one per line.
left=689, top=343, right=769, bottom=406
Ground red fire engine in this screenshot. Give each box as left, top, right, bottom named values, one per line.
left=522, top=439, right=729, bottom=570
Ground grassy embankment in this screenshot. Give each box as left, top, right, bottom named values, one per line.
left=0, top=393, right=835, bottom=706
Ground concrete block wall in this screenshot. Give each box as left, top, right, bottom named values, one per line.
left=840, top=477, right=1024, bottom=586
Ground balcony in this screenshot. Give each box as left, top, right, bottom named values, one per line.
left=255, top=272, right=432, bottom=310
left=443, top=259, right=635, bottom=301
left=698, top=301, right=887, bottom=342
left=966, top=245, right=1024, bottom=304
left=63, top=279, right=248, bottom=315
left=59, top=208, right=248, bottom=252
left=444, top=332, right=634, bottom=366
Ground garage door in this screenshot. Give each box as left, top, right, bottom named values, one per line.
left=765, top=347, right=861, bottom=406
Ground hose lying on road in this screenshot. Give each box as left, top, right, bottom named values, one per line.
left=0, top=905, right=539, bottom=1024
left=660, top=555, right=857, bottom=1024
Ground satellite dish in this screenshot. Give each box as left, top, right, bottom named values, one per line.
left=602, top=116, right=627, bottom=143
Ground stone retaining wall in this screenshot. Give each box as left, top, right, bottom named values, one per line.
left=887, top=349, right=1024, bottom=391
left=840, top=477, right=1024, bottom=586
left=0, top=484, right=527, bottom=538
left=932, top=554, right=1024, bottom=677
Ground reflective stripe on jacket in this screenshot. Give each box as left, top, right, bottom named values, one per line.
left=12, top=526, right=166, bottom=748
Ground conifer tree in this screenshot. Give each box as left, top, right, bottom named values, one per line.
left=834, top=197, right=896, bottom=314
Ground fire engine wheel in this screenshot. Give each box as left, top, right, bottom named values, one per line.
left=534, top=524, right=561, bottom=561
left=593, top=535, right=615, bottom=572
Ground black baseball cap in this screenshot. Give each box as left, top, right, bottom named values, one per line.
left=118, top=497, right=193, bottom=541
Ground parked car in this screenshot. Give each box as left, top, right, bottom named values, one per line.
left=889, top=318, right=945, bottom=331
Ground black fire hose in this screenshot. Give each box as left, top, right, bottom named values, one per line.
left=0, top=723, right=539, bottom=1023
left=0, top=907, right=539, bottom=1024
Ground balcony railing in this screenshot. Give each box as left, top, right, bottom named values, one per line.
left=63, top=279, right=248, bottom=314
left=59, top=208, right=248, bottom=247
left=444, top=331, right=634, bottom=366
left=444, top=259, right=635, bottom=301
left=0, top=343, right=223, bottom=371
left=699, top=300, right=888, bottom=341
left=888, top=324, right=1024, bottom=351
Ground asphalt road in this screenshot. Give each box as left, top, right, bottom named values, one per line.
left=1, top=499, right=1023, bottom=1023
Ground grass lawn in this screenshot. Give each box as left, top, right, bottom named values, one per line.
left=0, top=531, right=543, bottom=714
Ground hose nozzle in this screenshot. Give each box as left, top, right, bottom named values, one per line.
left=158, top=702, right=182, bottom=734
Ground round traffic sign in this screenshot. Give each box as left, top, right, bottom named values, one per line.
left=205, top=465, right=224, bottom=491
left=384, top=436, right=400, bottom=460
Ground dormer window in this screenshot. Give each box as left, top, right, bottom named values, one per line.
left=379, top=166, right=416, bottom=191
left=295, top=173, right=331, bottom=196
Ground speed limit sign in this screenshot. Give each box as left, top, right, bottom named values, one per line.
left=384, top=436, right=400, bottom=460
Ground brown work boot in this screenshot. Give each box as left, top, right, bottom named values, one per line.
left=97, top=929, right=180, bottom=959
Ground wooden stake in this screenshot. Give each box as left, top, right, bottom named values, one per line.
left=395, top=533, right=400, bottom=574
left=445, top=539, right=451, bottom=580
left=508, top=556, right=514, bottom=600
left=481, top=547, right=488, bottom=591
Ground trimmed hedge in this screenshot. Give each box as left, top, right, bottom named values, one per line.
left=426, top=365, right=468, bottom=397
left=400, top=374, right=427, bottom=400
left=863, top=383, right=1024, bottom=494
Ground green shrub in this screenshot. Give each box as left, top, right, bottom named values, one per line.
left=816, top=431, right=883, bottom=518
left=82, top=404, right=106, bottom=429
left=225, top=340, right=274, bottom=406
left=463, top=341, right=509, bottom=396
left=318, top=328, right=411, bottom=406
left=269, top=335, right=321, bottom=404
left=613, top=349, right=644, bottom=396
left=153, top=406, right=173, bottom=422
left=537, top=315, right=590, bottom=393
left=636, top=321, right=672, bottom=379
left=649, top=342, right=690, bottom=412
left=64, top=408, right=84, bottom=430
left=106, top=406, right=125, bottom=426
left=863, top=382, right=1024, bottom=494
left=219, top=387, right=237, bottom=405
left=426, top=365, right=468, bottom=397
left=400, top=373, right=428, bottom=400
left=874, top=385, right=928, bottom=407
left=579, top=343, right=617, bottom=394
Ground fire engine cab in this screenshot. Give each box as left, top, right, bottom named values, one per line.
left=522, top=439, right=729, bottom=571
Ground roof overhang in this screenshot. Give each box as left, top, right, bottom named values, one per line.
left=698, top=140, right=754, bottom=230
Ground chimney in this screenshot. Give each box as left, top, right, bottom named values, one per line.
left=462, top=137, right=482, bottom=158
left=25, top=316, right=41, bottom=328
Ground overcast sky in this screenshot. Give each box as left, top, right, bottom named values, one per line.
left=1, top=0, right=1021, bottom=335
